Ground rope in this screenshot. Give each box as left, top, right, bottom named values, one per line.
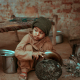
left=0, top=25, right=31, bottom=33
left=0, top=18, right=54, bottom=33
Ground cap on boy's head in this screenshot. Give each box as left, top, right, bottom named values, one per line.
left=31, top=17, right=52, bottom=36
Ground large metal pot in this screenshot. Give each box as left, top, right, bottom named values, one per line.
left=49, top=31, right=63, bottom=44
left=37, top=51, right=63, bottom=66
left=33, top=51, right=63, bottom=80
left=0, top=49, right=17, bottom=74
left=75, top=44, right=80, bottom=63
left=35, top=59, right=62, bottom=80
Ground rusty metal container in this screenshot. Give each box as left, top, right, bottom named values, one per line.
left=0, top=49, right=17, bottom=74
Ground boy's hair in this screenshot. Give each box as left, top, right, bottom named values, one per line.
left=31, top=17, right=52, bottom=36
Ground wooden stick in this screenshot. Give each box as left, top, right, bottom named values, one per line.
left=52, top=15, right=58, bottom=45
left=15, top=30, right=20, bottom=42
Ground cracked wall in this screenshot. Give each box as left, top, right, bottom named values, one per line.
left=0, top=0, right=80, bottom=31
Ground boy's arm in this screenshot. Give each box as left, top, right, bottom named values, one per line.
left=15, top=34, right=33, bottom=61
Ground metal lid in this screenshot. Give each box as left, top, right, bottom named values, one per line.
left=56, top=31, right=63, bottom=36
left=0, top=49, right=15, bottom=56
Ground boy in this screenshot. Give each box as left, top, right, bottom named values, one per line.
left=15, top=17, right=61, bottom=80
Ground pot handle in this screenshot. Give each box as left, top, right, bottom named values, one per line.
left=1, top=53, right=5, bottom=56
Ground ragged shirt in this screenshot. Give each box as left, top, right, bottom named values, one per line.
left=15, top=31, right=56, bottom=61
left=15, top=31, right=62, bottom=69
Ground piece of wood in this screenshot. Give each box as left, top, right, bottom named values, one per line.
left=52, top=15, right=58, bottom=46
left=15, top=30, right=20, bottom=42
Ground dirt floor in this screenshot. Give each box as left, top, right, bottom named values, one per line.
left=0, top=38, right=80, bottom=80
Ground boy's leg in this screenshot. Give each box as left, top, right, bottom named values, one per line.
left=17, top=60, right=21, bottom=74
left=19, top=44, right=34, bottom=80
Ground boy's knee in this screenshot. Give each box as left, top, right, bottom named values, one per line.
left=25, top=44, right=33, bottom=51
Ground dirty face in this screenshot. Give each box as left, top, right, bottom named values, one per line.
left=32, top=27, right=45, bottom=41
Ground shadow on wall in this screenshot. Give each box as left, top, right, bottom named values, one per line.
left=0, top=31, right=27, bottom=48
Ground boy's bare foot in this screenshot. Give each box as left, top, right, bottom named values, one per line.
left=19, top=72, right=27, bottom=80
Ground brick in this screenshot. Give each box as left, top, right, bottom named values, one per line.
left=0, top=10, right=4, bottom=13
left=20, top=1, right=25, bottom=7
left=73, top=18, right=80, bottom=21
left=73, top=0, right=80, bottom=3
left=76, top=13, right=80, bottom=18
left=55, top=5, right=61, bottom=8
left=51, top=5, right=55, bottom=9
left=63, top=9, right=72, bottom=13
left=44, top=1, right=52, bottom=5
left=58, top=18, right=61, bottom=21
left=6, top=2, right=9, bottom=9
left=49, top=10, right=53, bottom=13
left=73, top=7, right=80, bottom=12
left=62, top=0, right=73, bottom=4
left=9, top=9, right=13, bottom=14
left=57, top=9, right=62, bottom=13
left=65, top=4, right=72, bottom=9
left=2, top=17, right=7, bottom=21
left=3, top=5, right=6, bottom=8
left=24, top=6, right=38, bottom=16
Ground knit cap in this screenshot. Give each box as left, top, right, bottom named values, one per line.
left=31, top=17, right=52, bottom=36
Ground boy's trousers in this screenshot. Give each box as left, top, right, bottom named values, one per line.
left=17, top=44, right=37, bottom=73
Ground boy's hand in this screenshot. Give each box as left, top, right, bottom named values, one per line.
left=32, top=52, right=45, bottom=60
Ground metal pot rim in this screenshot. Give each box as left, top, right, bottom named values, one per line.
left=0, top=49, right=15, bottom=56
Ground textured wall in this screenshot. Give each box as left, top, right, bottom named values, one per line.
left=0, top=0, right=80, bottom=34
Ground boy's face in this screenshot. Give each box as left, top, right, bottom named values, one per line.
left=32, top=27, right=45, bottom=41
